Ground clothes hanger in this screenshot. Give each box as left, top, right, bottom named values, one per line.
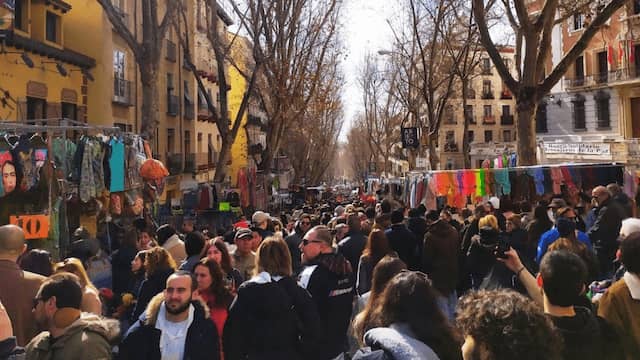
left=29, top=133, right=47, bottom=147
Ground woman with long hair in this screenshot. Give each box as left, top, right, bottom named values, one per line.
left=352, top=256, right=407, bottom=345
left=130, top=246, right=176, bottom=322
left=54, top=257, right=102, bottom=315
left=353, top=271, right=462, bottom=360
left=193, top=258, right=234, bottom=359
left=527, top=204, right=553, bottom=252
left=224, top=237, right=321, bottom=359
left=356, top=229, right=396, bottom=295
left=202, top=237, right=243, bottom=293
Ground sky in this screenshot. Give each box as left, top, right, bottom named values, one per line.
left=340, top=0, right=399, bottom=141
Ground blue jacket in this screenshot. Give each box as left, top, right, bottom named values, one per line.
left=536, top=228, right=592, bottom=263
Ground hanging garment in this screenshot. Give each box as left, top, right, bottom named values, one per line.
left=462, top=170, right=475, bottom=196
left=80, top=139, right=97, bottom=203
left=561, top=166, right=578, bottom=196
left=494, top=168, right=511, bottom=196
left=475, top=170, right=486, bottom=197
left=425, top=176, right=437, bottom=210
left=109, top=138, right=125, bottom=192
left=550, top=167, right=564, bottom=195
left=624, top=171, right=638, bottom=198
left=530, top=168, right=545, bottom=195
left=542, top=168, right=553, bottom=194
left=92, top=139, right=106, bottom=196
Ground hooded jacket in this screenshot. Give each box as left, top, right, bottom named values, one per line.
left=25, top=313, right=118, bottom=360
left=353, top=323, right=440, bottom=360
left=118, top=293, right=219, bottom=360
left=299, top=252, right=354, bottom=359
left=422, top=220, right=459, bottom=296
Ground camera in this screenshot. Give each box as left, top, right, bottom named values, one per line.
left=478, top=226, right=510, bottom=259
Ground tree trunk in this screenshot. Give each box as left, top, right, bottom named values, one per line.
left=213, top=134, right=234, bottom=183
left=516, top=94, right=537, bottom=166
left=461, top=78, right=471, bottom=169
left=428, top=133, right=438, bottom=170
left=140, top=65, right=160, bottom=145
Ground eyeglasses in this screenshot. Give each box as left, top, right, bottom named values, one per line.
left=302, top=239, right=323, bottom=246
left=301, top=221, right=311, bottom=226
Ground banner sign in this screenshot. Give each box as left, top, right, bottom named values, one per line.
left=543, top=143, right=611, bottom=156
left=401, top=127, right=419, bottom=148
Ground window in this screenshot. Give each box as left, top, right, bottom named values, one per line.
left=197, top=132, right=203, bottom=153
left=483, top=80, right=492, bottom=94
left=465, top=105, right=475, bottom=123
left=501, top=105, right=513, bottom=125
left=445, top=131, right=454, bottom=142
left=26, top=97, right=46, bottom=122
left=635, top=0, right=640, bottom=15
left=46, top=12, right=60, bottom=43
left=502, top=105, right=511, bottom=116
left=468, top=130, right=474, bottom=143
left=502, top=57, right=511, bottom=70
left=61, top=102, right=77, bottom=120
left=573, top=14, right=583, bottom=31
left=114, top=50, right=125, bottom=79
left=167, top=128, right=175, bottom=153
left=167, top=73, right=174, bottom=91
left=536, top=102, right=548, bottom=133
left=572, top=94, right=586, bottom=130
left=503, top=130, right=512, bottom=142
left=483, top=105, right=493, bottom=122
left=484, top=130, right=493, bottom=143
left=595, top=91, right=611, bottom=129
left=184, top=130, right=191, bottom=153
left=14, top=0, right=27, bottom=32
left=482, top=58, right=491, bottom=74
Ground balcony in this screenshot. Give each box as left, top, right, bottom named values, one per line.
left=184, top=102, right=195, bottom=120
left=166, top=40, right=177, bottom=62
left=167, top=94, right=179, bottom=116
left=184, top=153, right=196, bottom=173
left=113, top=77, right=133, bottom=106
left=481, top=91, right=494, bottom=100
left=166, top=154, right=183, bottom=175
left=564, top=76, right=589, bottom=88
left=500, top=89, right=513, bottom=99
left=500, top=114, right=514, bottom=125
left=483, top=115, right=496, bottom=124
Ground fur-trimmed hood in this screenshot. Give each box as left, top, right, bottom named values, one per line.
left=141, top=293, right=210, bottom=327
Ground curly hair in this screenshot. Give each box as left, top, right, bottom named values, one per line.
left=456, top=290, right=562, bottom=360
left=365, top=271, right=461, bottom=360
left=194, top=258, right=233, bottom=308
left=144, top=247, right=176, bottom=278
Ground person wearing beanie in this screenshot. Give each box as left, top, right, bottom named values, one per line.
left=157, top=224, right=187, bottom=263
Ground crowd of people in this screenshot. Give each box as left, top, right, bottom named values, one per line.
left=0, top=182, right=639, bottom=359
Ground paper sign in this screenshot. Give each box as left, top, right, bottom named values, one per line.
left=9, top=214, right=50, bottom=239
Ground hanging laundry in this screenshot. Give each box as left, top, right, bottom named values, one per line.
left=80, top=139, right=97, bottom=202
left=560, top=166, right=578, bottom=196
left=462, top=170, right=475, bottom=196
left=494, top=168, right=510, bottom=195
left=529, top=168, right=545, bottom=195
left=550, top=167, right=564, bottom=195
left=109, top=137, right=125, bottom=192
left=475, top=170, right=485, bottom=197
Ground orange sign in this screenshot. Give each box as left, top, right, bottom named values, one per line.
left=9, top=214, right=50, bottom=239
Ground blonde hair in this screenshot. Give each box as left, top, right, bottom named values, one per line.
left=255, top=237, right=292, bottom=277
left=479, top=215, right=499, bottom=230
left=54, top=257, right=97, bottom=292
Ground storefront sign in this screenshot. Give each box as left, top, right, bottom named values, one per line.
left=401, top=127, right=419, bottom=148
left=9, top=214, right=49, bottom=240
left=543, top=143, right=611, bottom=155
left=219, top=202, right=230, bottom=211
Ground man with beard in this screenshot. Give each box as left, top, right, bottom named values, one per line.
left=119, top=271, right=219, bottom=360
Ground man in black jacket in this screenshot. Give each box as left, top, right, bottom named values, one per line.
left=119, top=271, right=219, bottom=360
left=385, top=209, right=419, bottom=270
left=589, top=186, right=624, bottom=277
left=299, top=225, right=354, bottom=359
left=337, top=213, right=366, bottom=270
left=285, top=213, right=312, bottom=275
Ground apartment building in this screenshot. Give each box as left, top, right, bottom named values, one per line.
left=439, top=47, right=517, bottom=169
left=0, top=0, right=94, bottom=124
left=538, top=2, right=640, bottom=166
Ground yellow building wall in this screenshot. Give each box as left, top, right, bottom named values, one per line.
left=227, top=57, right=248, bottom=186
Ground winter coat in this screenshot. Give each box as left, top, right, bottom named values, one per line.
left=588, top=198, right=624, bottom=274
left=111, top=246, right=137, bottom=296
left=130, top=267, right=174, bottom=322
left=597, top=273, right=640, bottom=360
left=119, top=294, right=219, bottom=360
left=285, top=225, right=305, bottom=275
left=0, top=337, right=24, bottom=360
left=385, top=224, right=419, bottom=270
left=25, top=313, right=118, bottom=360
left=422, top=220, right=459, bottom=296
left=338, top=230, right=367, bottom=271
left=507, top=228, right=536, bottom=272
left=407, top=217, right=427, bottom=255
left=352, top=323, right=440, bottom=360
left=224, top=272, right=322, bottom=360
left=549, top=306, right=623, bottom=360
left=299, top=252, right=355, bottom=359
left=612, top=193, right=633, bottom=219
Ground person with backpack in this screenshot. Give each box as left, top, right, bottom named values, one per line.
left=224, top=237, right=321, bottom=359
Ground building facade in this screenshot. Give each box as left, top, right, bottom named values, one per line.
left=538, top=1, right=640, bottom=167
left=438, top=47, right=517, bottom=169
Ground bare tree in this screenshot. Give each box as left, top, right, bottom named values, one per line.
left=346, top=114, right=374, bottom=183
left=284, top=57, right=344, bottom=185
left=230, top=0, right=343, bottom=173
left=97, top=0, right=179, bottom=142
left=175, top=0, right=260, bottom=183
left=359, top=52, right=403, bottom=176
left=472, top=0, right=627, bottom=165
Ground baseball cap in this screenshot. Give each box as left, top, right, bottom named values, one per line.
left=234, top=228, right=253, bottom=240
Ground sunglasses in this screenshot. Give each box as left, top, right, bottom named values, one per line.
left=301, top=221, right=311, bottom=226
left=302, top=239, right=323, bottom=246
